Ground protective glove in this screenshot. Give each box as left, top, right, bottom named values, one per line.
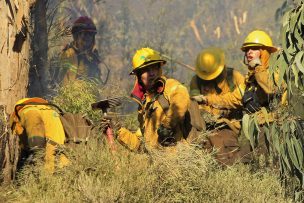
left=242, top=89, right=254, bottom=104
left=242, top=89, right=261, bottom=113
left=191, top=95, right=207, bottom=104
left=157, top=124, right=176, bottom=146
left=100, top=113, right=121, bottom=132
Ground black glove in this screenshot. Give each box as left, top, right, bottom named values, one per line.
left=242, top=90, right=261, bottom=113
left=157, top=125, right=176, bottom=146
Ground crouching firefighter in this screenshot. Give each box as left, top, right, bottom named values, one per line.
left=117, top=47, right=202, bottom=152
left=9, top=98, right=70, bottom=173
left=190, top=47, right=251, bottom=165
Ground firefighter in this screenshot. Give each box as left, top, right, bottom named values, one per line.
left=10, top=98, right=69, bottom=173
left=241, top=30, right=281, bottom=155
left=117, top=47, right=190, bottom=151
left=57, top=16, right=102, bottom=85
left=241, top=30, right=279, bottom=114
left=190, top=47, right=250, bottom=165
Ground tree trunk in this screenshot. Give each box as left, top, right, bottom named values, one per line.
left=0, top=0, right=31, bottom=113
left=0, top=0, right=32, bottom=184
left=28, top=0, right=48, bottom=97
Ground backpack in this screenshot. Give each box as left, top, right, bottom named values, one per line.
left=226, top=67, right=236, bottom=92
left=157, top=94, right=206, bottom=144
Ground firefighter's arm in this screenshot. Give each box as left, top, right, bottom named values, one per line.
left=205, top=71, right=245, bottom=109
left=254, top=66, right=277, bottom=95
left=161, top=84, right=190, bottom=128
left=117, top=127, right=141, bottom=151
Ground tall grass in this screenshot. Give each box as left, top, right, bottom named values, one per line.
left=0, top=141, right=290, bottom=203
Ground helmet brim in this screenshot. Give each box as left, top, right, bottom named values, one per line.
left=130, top=60, right=166, bottom=75
left=241, top=43, right=278, bottom=53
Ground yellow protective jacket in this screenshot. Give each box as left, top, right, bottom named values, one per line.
left=10, top=98, right=69, bottom=172
left=118, top=77, right=190, bottom=151
left=190, top=67, right=245, bottom=118
left=59, top=43, right=101, bottom=85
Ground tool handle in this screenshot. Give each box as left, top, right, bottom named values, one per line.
left=105, top=125, right=116, bottom=151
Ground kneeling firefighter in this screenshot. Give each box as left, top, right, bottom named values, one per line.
left=190, top=47, right=251, bottom=165
left=117, top=47, right=196, bottom=152
left=10, top=98, right=70, bottom=173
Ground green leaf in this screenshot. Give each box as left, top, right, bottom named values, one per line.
left=263, top=125, right=270, bottom=143
left=280, top=142, right=292, bottom=171
left=278, top=64, right=287, bottom=86
left=242, top=114, right=256, bottom=149
left=287, top=136, right=301, bottom=171
left=271, top=123, right=281, bottom=155
left=292, top=64, right=299, bottom=88
left=295, top=51, right=304, bottom=73
left=282, top=10, right=290, bottom=27
left=242, top=114, right=250, bottom=140
left=290, top=120, right=296, bottom=134
left=281, top=25, right=290, bottom=54
left=294, top=27, right=304, bottom=49
left=289, top=7, right=302, bottom=32
left=292, top=137, right=304, bottom=172
left=253, top=114, right=260, bottom=132
left=289, top=9, right=301, bottom=33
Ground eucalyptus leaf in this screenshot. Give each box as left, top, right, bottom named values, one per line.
left=280, top=143, right=292, bottom=171
left=292, top=64, right=299, bottom=87
left=292, top=137, right=304, bottom=171
left=242, top=114, right=250, bottom=140
left=287, top=136, right=301, bottom=170
left=290, top=9, right=301, bottom=32
left=295, top=51, right=304, bottom=73
left=278, top=59, right=287, bottom=86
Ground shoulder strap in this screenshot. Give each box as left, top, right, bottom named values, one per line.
left=157, top=94, right=170, bottom=113
left=226, top=67, right=235, bottom=92
left=195, top=75, right=203, bottom=90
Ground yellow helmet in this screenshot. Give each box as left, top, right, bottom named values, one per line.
left=15, top=97, right=48, bottom=111
left=195, top=47, right=225, bottom=81
left=131, top=47, right=166, bottom=75
left=241, top=30, right=277, bottom=53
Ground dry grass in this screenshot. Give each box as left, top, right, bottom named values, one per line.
left=0, top=141, right=291, bottom=203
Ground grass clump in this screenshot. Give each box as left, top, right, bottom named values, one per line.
left=52, top=80, right=102, bottom=122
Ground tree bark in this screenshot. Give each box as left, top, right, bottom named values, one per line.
left=28, top=0, right=48, bottom=97
left=0, top=0, right=32, bottom=184
left=0, top=0, right=31, bottom=113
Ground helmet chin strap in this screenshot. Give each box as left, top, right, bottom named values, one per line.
left=243, top=54, right=249, bottom=66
